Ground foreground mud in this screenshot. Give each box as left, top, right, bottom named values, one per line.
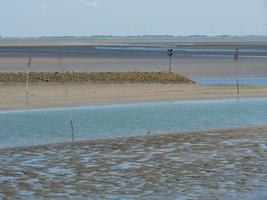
left=0, top=126, right=267, bottom=199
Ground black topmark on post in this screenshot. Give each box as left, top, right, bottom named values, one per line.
left=167, top=49, right=173, bottom=72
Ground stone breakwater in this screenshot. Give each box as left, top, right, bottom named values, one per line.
left=0, top=71, right=194, bottom=84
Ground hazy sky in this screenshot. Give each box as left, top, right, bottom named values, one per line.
left=0, top=0, right=266, bottom=37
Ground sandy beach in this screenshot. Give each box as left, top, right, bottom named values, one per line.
left=1, top=83, right=267, bottom=110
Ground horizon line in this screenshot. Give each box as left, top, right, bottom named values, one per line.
left=1, top=34, right=267, bottom=40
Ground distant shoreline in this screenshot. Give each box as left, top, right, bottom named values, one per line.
left=1, top=37, right=267, bottom=47
left=1, top=35, right=267, bottom=40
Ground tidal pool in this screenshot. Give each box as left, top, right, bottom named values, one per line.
left=1, top=98, right=267, bottom=149
left=193, top=77, right=267, bottom=86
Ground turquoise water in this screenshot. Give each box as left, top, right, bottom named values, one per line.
left=1, top=98, right=267, bottom=149
left=193, top=77, right=267, bottom=86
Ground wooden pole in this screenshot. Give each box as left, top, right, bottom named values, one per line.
left=26, top=58, right=32, bottom=107
left=167, top=49, right=173, bottom=72
left=58, top=58, right=75, bottom=143
left=169, top=55, right=172, bottom=72
left=234, top=48, right=240, bottom=96
left=235, top=59, right=240, bottom=95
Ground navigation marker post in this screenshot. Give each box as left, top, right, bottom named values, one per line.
left=167, top=49, right=173, bottom=72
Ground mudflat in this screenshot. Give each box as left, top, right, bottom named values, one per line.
left=0, top=125, right=267, bottom=199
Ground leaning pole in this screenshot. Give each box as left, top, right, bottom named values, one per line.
left=234, top=48, right=240, bottom=96
left=58, top=58, right=75, bottom=143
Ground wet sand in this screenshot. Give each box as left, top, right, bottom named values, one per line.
left=1, top=83, right=267, bottom=110
left=0, top=125, right=267, bottom=199
left=0, top=38, right=267, bottom=77
left=1, top=57, right=267, bottom=78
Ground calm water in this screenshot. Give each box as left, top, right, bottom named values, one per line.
left=1, top=98, right=267, bottom=149
left=193, top=77, right=267, bottom=86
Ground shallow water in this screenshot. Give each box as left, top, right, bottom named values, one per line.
left=193, top=77, right=267, bottom=86
left=1, top=98, right=267, bottom=149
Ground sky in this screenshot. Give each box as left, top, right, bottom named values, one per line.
left=0, top=0, right=266, bottom=37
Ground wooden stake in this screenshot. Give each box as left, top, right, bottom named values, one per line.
left=26, top=58, right=32, bottom=108
left=58, top=58, right=75, bottom=143
left=234, top=48, right=240, bottom=96
left=235, top=60, right=240, bottom=95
